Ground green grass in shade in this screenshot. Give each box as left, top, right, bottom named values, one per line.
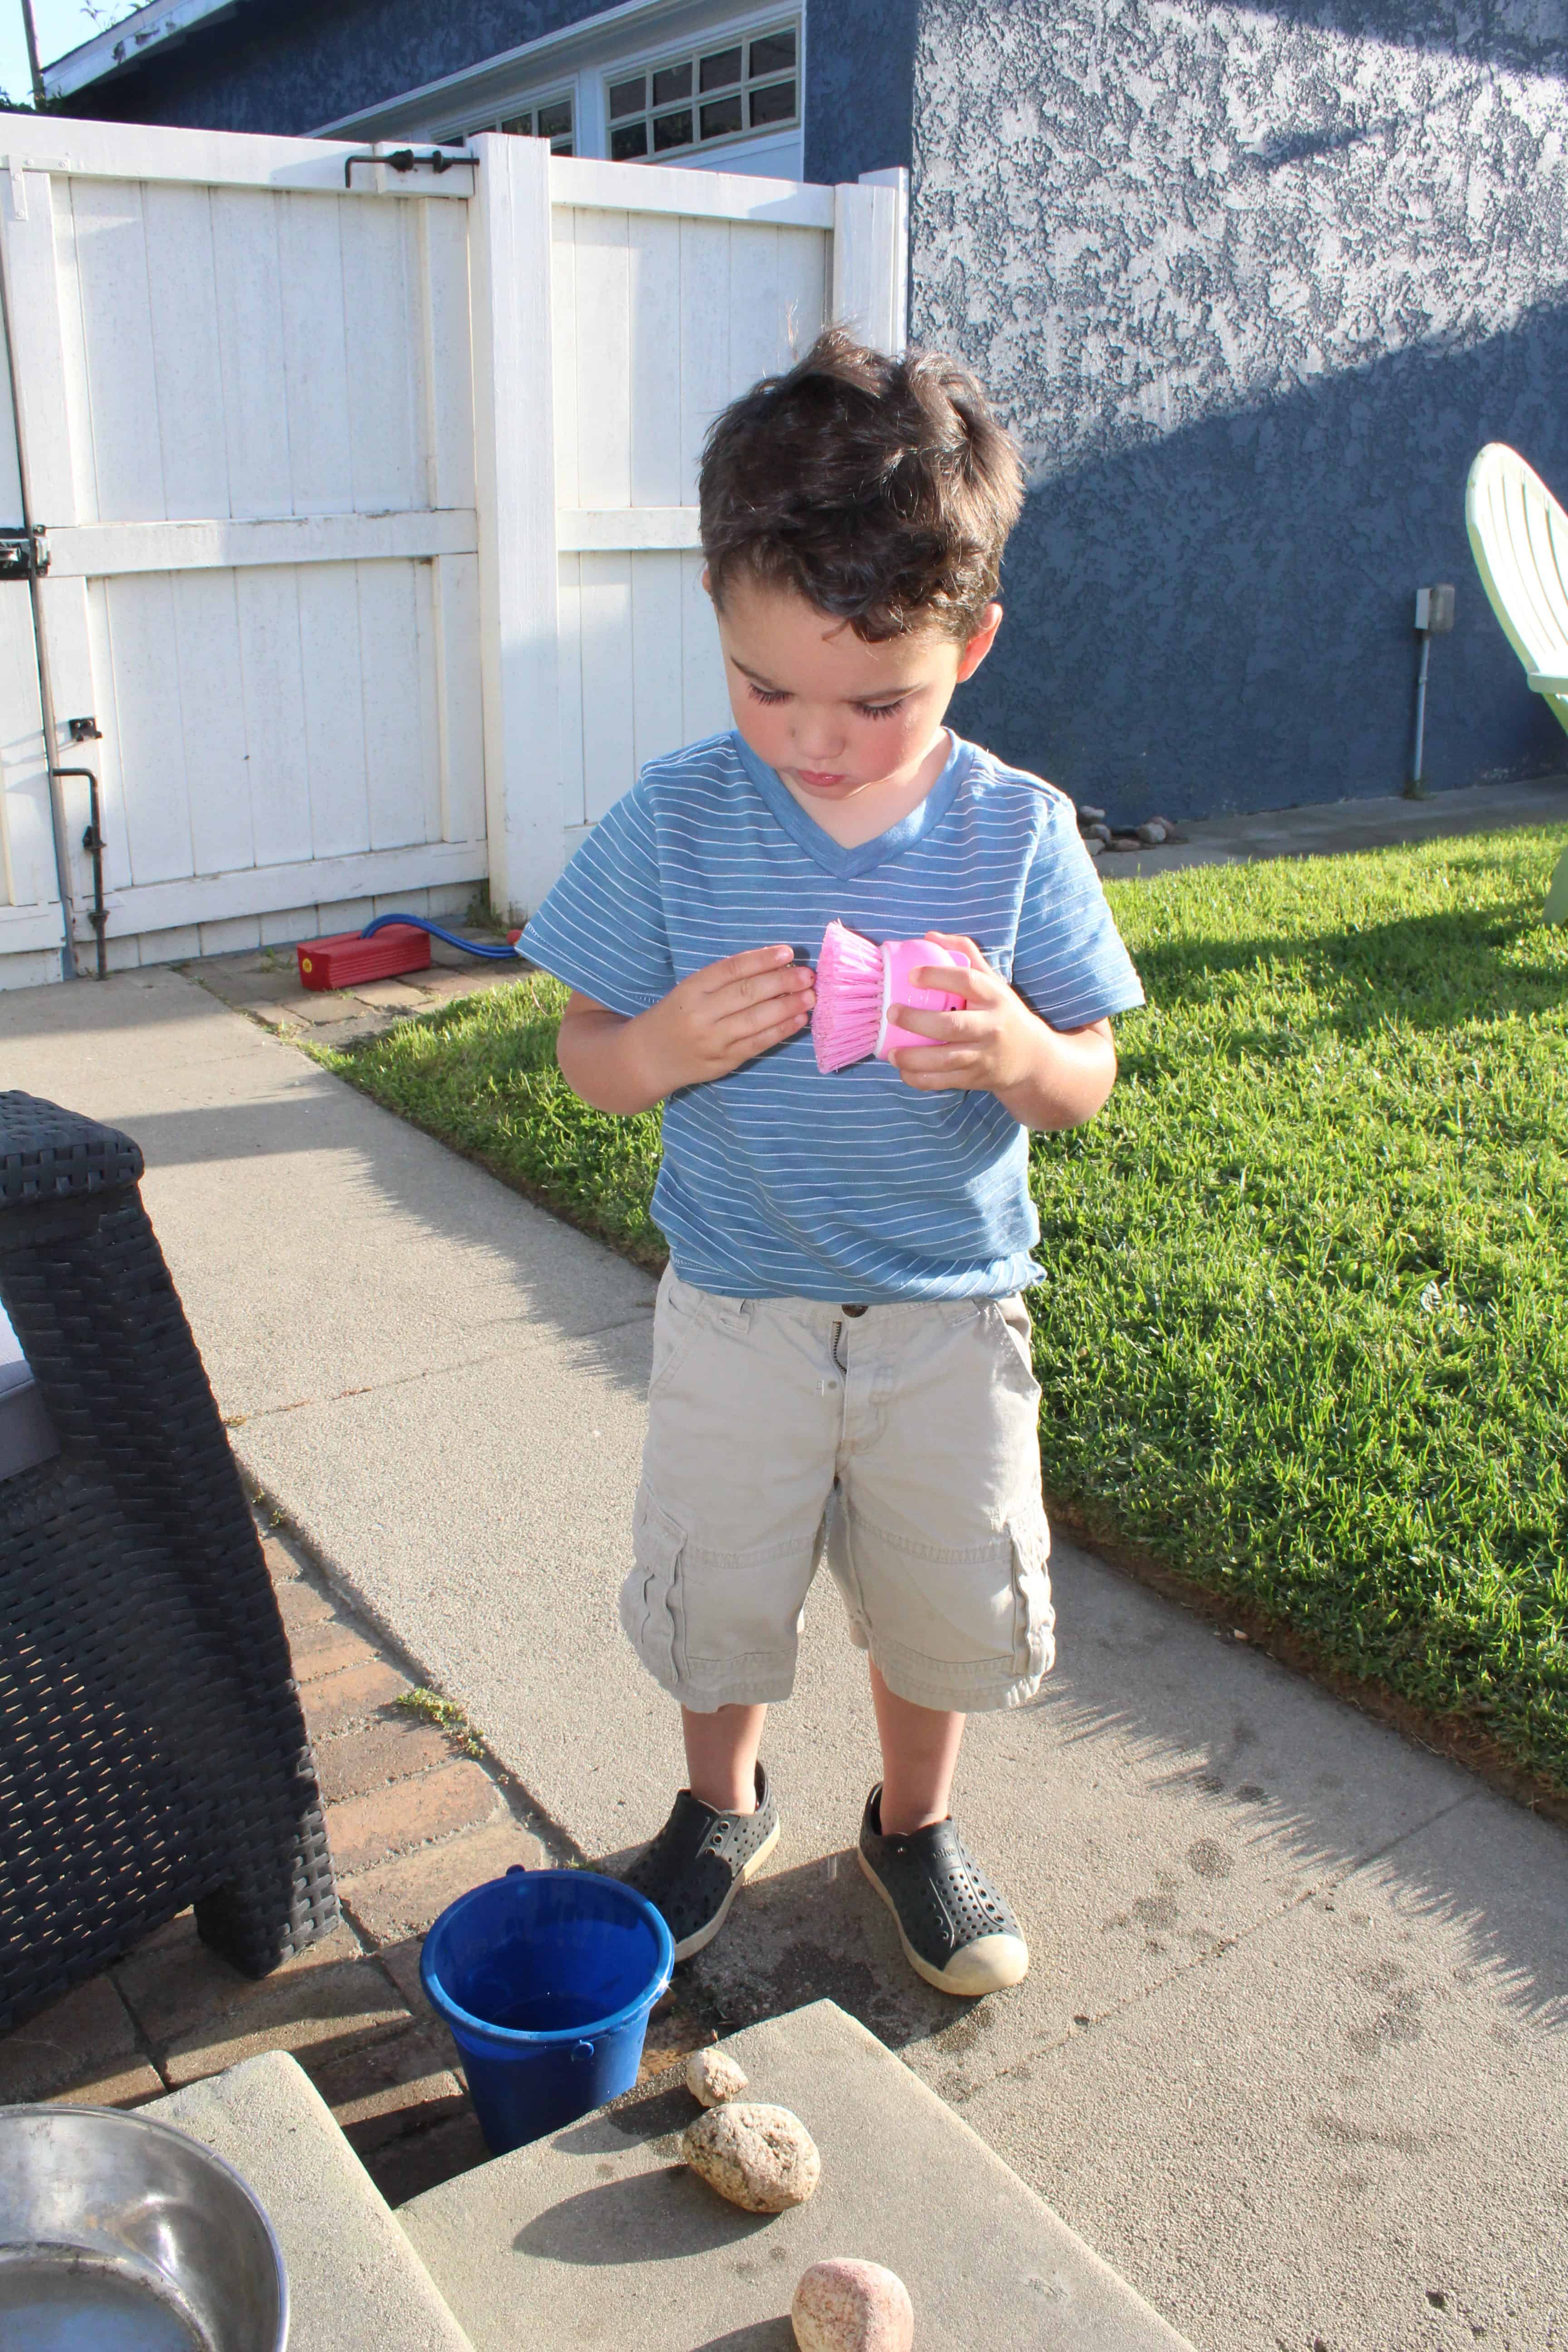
left=321, top=822, right=1568, bottom=1792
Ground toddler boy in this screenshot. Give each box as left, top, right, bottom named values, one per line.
left=523, top=330, right=1143, bottom=1996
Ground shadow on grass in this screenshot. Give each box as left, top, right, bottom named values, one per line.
left=1126, top=902, right=1568, bottom=1043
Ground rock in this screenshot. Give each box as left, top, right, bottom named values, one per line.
left=1136, top=819, right=1169, bottom=845
left=686, top=2046, right=749, bottom=2108
left=682, top=2101, right=821, bottom=2213
left=1085, top=822, right=1112, bottom=846
left=1109, top=832, right=1142, bottom=852
left=792, top=2259, right=914, bottom=2351
left=1076, top=804, right=1107, bottom=825
left=1083, top=837, right=1103, bottom=857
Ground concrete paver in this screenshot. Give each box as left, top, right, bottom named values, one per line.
left=401, top=1999, right=1194, bottom=2352
left=5, top=796, right=1567, bottom=2347
left=147, top=2053, right=476, bottom=2352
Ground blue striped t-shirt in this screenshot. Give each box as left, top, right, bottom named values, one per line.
left=522, top=729, right=1144, bottom=1301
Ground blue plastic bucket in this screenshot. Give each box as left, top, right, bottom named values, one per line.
left=420, top=1867, right=674, bottom=2154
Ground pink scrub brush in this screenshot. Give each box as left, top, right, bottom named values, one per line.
left=811, top=919, right=970, bottom=1074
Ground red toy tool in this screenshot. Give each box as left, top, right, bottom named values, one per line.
left=296, top=925, right=431, bottom=990
left=295, top=914, right=527, bottom=992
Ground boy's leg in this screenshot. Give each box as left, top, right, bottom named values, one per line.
left=868, top=1665, right=964, bottom=1835
left=683, top=1702, right=767, bottom=1815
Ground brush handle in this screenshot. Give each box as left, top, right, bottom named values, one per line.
left=876, top=937, right=970, bottom=1060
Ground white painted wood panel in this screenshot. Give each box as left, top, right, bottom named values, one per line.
left=0, top=584, right=56, bottom=915
left=629, top=211, right=682, bottom=507
left=630, top=549, right=686, bottom=777
left=68, top=179, right=170, bottom=523
left=434, top=553, right=485, bottom=846
left=143, top=181, right=229, bottom=521
left=556, top=553, right=586, bottom=830
left=680, top=548, right=731, bottom=744
left=279, top=196, right=355, bottom=518
left=47, top=510, right=478, bottom=576
left=297, top=561, right=370, bottom=857
left=172, top=568, right=253, bottom=877
left=341, top=197, right=423, bottom=514
left=104, top=570, right=192, bottom=885
left=551, top=206, right=580, bottom=513
left=357, top=557, right=432, bottom=850
left=578, top=549, right=636, bottom=824
left=550, top=157, right=833, bottom=228
left=210, top=187, right=293, bottom=518
left=234, top=564, right=314, bottom=868
left=573, top=211, right=632, bottom=512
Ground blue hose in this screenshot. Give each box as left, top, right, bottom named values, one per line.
left=360, top=913, right=524, bottom=962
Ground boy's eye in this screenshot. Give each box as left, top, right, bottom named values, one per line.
left=855, top=700, right=906, bottom=722
left=748, top=685, right=789, bottom=706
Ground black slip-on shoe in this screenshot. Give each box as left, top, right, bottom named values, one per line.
left=858, top=1781, right=1029, bottom=1996
left=619, top=1762, right=780, bottom=1960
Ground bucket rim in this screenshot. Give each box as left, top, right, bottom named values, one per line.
left=419, top=1866, right=675, bottom=2049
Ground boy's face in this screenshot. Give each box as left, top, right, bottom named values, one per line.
left=709, top=573, right=1000, bottom=809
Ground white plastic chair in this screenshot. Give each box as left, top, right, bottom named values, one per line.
left=1465, top=443, right=1568, bottom=920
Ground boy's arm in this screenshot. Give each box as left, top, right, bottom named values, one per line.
left=887, top=931, right=1117, bottom=1131
left=556, top=945, right=815, bottom=1114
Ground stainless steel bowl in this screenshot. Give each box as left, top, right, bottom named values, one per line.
left=0, top=2102, right=288, bottom=2351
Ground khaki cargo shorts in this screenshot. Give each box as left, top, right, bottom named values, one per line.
left=622, top=1269, right=1054, bottom=1715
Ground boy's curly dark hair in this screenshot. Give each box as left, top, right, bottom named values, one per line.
left=698, top=327, right=1025, bottom=643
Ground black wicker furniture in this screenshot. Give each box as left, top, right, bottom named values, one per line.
left=0, top=1091, right=338, bottom=2031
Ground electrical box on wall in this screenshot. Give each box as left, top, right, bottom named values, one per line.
left=1415, top=584, right=1455, bottom=633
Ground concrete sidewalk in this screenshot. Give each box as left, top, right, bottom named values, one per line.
left=4, top=963, right=1565, bottom=2352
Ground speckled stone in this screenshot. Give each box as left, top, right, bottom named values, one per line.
left=792, top=2259, right=914, bottom=2352
left=681, top=2102, right=821, bottom=2214
left=686, top=2046, right=749, bottom=2108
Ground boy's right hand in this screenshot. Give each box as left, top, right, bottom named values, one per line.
left=634, top=945, right=814, bottom=1096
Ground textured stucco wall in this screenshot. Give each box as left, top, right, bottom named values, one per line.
left=81, top=0, right=616, bottom=133
left=918, top=0, right=1568, bottom=818
left=804, top=0, right=917, bottom=186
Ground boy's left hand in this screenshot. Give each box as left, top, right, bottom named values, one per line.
left=888, top=931, right=1043, bottom=1094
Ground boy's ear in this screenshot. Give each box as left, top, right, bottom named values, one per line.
left=956, top=602, right=1003, bottom=684
left=701, top=564, right=714, bottom=600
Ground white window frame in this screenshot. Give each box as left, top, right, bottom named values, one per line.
left=433, top=80, right=578, bottom=152
left=600, top=13, right=801, bottom=168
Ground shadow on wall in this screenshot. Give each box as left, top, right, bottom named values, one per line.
left=949, top=307, right=1568, bottom=825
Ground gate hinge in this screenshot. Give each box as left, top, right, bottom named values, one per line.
left=0, top=526, right=48, bottom=579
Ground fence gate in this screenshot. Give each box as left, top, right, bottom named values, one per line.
left=0, top=121, right=906, bottom=982
left=0, top=124, right=487, bottom=977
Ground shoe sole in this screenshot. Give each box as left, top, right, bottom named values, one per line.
left=670, top=1819, right=781, bottom=1962
left=858, top=1847, right=1029, bottom=1996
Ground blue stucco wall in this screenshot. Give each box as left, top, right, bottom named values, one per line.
left=803, top=0, right=916, bottom=186
left=921, top=0, right=1568, bottom=819
left=81, top=0, right=616, bottom=132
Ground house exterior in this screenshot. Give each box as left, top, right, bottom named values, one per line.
left=42, top=0, right=1568, bottom=823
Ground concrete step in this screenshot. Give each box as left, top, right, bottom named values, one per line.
left=146, top=2051, right=475, bottom=2351
left=397, top=1998, right=1195, bottom=2351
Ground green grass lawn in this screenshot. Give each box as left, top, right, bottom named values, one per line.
left=319, top=822, right=1568, bottom=1793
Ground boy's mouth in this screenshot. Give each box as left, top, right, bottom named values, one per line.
left=795, top=769, right=851, bottom=791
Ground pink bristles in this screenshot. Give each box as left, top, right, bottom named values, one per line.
left=811, top=919, right=969, bottom=1073
left=812, top=920, right=887, bottom=1073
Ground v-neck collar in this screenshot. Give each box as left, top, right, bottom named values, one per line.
left=731, top=729, right=971, bottom=878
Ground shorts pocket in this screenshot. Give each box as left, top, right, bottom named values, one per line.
left=986, top=1295, right=1042, bottom=1402
left=648, top=1269, right=709, bottom=1400
left=621, top=1485, right=687, bottom=1690
left=1008, top=1503, right=1055, bottom=1682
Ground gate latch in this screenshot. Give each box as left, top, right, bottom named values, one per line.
left=0, top=527, right=48, bottom=578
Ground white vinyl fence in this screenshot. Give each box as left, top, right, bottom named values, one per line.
left=0, top=120, right=904, bottom=985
